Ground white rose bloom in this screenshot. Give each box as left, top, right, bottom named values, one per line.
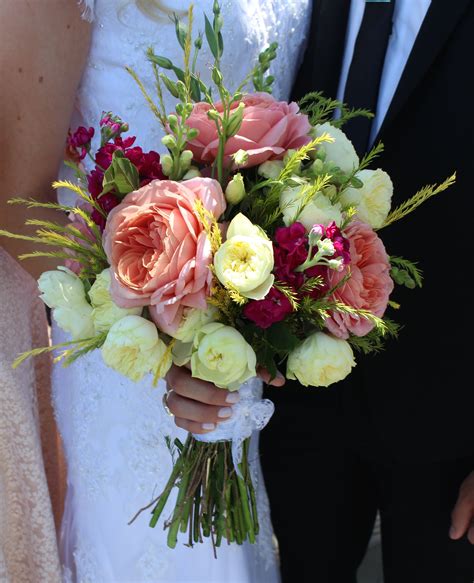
left=191, top=323, right=257, bottom=390
left=171, top=306, right=219, bottom=343
left=340, top=168, right=393, bottom=229
left=101, top=315, right=172, bottom=382
left=314, top=122, right=359, bottom=174
left=89, top=268, right=142, bottom=333
left=280, top=184, right=343, bottom=230
left=287, top=332, right=356, bottom=387
left=38, top=267, right=94, bottom=339
left=214, top=213, right=274, bottom=301
left=258, top=160, right=284, bottom=180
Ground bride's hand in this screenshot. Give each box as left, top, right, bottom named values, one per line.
left=165, top=365, right=285, bottom=434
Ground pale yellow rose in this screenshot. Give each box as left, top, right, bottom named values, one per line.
left=339, top=169, right=393, bottom=229
left=88, top=268, right=142, bottom=333
left=38, top=267, right=94, bottom=339
left=101, top=315, right=172, bottom=382
left=280, top=184, right=343, bottom=230
left=191, top=322, right=256, bottom=390
left=287, top=332, right=356, bottom=387
left=170, top=306, right=219, bottom=343
left=314, top=122, right=359, bottom=174
left=214, top=213, right=274, bottom=300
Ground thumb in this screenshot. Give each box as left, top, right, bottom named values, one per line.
left=450, top=498, right=471, bottom=540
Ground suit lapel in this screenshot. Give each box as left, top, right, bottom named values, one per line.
left=292, top=0, right=350, bottom=100
left=376, top=0, right=471, bottom=141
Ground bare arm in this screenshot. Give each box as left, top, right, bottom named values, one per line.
left=0, top=0, right=91, bottom=278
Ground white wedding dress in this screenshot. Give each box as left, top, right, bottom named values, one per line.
left=53, top=1, right=311, bottom=581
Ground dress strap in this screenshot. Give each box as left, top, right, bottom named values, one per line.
left=78, top=0, right=95, bottom=22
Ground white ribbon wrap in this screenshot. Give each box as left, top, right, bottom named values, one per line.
left=192, top=378, right=275, bottom=475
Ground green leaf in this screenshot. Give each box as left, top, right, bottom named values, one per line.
left=204, top=14, right=219, bottom=60
left=102, top=151, right=139, bottom=197
left=256, top=343, right=277, bottom=379
left=147, top=54, right=173, bottom=70
left=265, top=322, right=300, bottom=353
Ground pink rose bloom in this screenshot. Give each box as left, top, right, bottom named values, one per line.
left=325, top=222, right=394, bottom=339
left=103, top=177, right=226, bottom=333
left=185, top=92, right=311, bottom=168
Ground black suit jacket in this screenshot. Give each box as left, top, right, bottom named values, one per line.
left=285, top=0, right=474, bottom=462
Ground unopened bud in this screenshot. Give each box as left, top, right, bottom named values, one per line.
left=182, top=166, right=201, bottom=180
left=179, top=149, right=194, bottom=171
left=225, top=173, right=246, bottom=204
left=318, top=238, right=336, bottom=257
left=161, top=134, right=176, bottom=149
left=232, top=149, right=249, bottom=167
left=328, top=258, right=344, bottom=272
left=308, top=225, right=325, bottom=246
left=161, top=154, right=173, bottom=176
left=207, top=109, right=220, bottom=122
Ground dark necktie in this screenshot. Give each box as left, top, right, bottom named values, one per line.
left=343, top=1, right=396, bottom=155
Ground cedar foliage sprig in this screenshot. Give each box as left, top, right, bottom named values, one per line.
left=381, top=173, right=456, bottom=228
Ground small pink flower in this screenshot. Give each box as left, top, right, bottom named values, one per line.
left=66, top=126, right=95, bottom=161
left=103, top=178, right=226, bottom=334
left=325, top=222, right=394, bottom=339
left=185, top=93, right=311, bottom=169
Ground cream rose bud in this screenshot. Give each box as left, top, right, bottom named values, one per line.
left=225, top=173, right=246, bottom=204
left=280, top=185, right=343, bottom=230
left=287, top=332, right=356, bottom=387
left=314, top=122, right=359, bottom=174
left=38, top=267, right=94, bottom=339
left=88, top=268, right=142, bottom=333
left=191, top=323, right=257, bottom=390
left=339, top=169, right=393, bottom=229
left=170, top=306, right=219, bottom=343
left=101, top=315, right=172, bottom=382
left=214, top=213, right=274, bottom=300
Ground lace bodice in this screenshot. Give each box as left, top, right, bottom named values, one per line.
left=60, top=0, right=311, bottom=204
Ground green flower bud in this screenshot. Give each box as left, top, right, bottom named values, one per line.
left=225, top=173, right=246, bottom=205
left=232, top=149, right=249, bottom=167
left=160, top=74, right=179, bottom=98
left=179, top=149, right=194, bottom=171
left=212, top=66, right=223, bottom=86
left=186, top=127, right=200, bottom=140
left=226, top=102, right=245, bottom=138
left=182, top=167, right=201, bottom=180
left=207, top=109, right=220, bottom=122
left=194, top=35, right=203, bottom=50
left=161, top=134, right=176, bottom=149
left=161, top=154, right=173, bottom=176
left=167, top=114, right=179, bottom=131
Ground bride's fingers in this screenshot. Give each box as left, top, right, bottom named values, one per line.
left=174, top=416, right=217, bottom=435
left=167, top=390, right=232, bottom=425
left=257, top=366, right=286, bottom=387
left=166, top=364, right=237, bottom=407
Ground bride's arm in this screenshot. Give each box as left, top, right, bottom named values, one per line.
left=0, top=1, right=91, bottom=278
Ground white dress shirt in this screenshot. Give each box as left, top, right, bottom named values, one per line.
left=336, top=0, right=432, bottom=143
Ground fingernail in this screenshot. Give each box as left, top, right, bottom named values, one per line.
left=226, top=392, right=240, bottom=404
left=218, top=407, right=233, bottom=419
left=449, top=525, right=457, bottom=539
left=202, top=423, right=216, bottom=431
left=276, top=371, right=285, bottom=381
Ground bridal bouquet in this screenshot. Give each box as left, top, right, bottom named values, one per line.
left=1, top=3, right=454, bottom=551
